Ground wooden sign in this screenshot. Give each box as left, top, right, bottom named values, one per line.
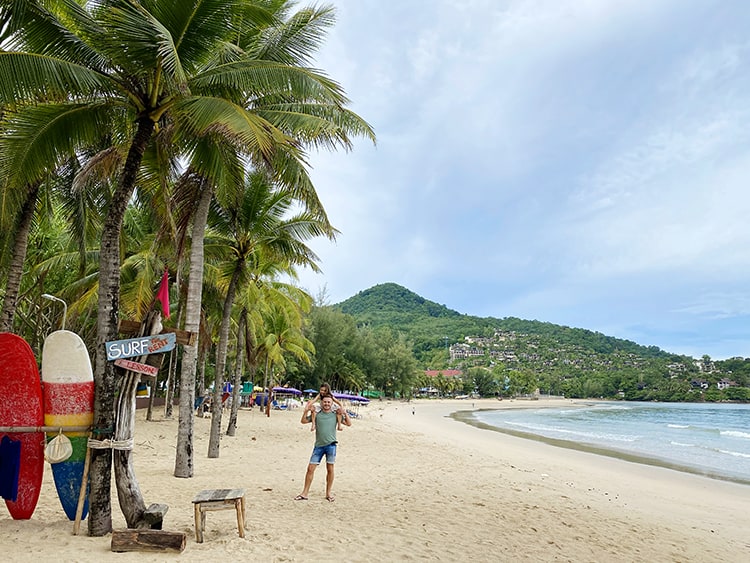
left=105, top=333, right=176, bottom=361
left=118, top=320, right=197, bottom=346
left=114, top=359, right=159, bottom=377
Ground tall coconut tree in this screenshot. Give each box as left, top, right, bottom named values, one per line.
left=203, top=169, right=329, bottom=457
left=171, top=1, right=374, bottom=477
left=225, top=255, right=308, bottom=434
left=0, top=0, right=331, bottom=534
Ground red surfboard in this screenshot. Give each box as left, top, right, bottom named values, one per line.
left=0, top=333, right=44, bottom=519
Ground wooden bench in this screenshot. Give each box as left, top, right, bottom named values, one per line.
left=191, top=488, right=246, bottom=543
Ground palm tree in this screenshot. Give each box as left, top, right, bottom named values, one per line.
left=258, top=296, right=315, bottom=416
left=203, top=169, right=329, bottom=456
left=0, top=0, right=343, bottom=534
left=171, top=1, right=374, bottom=477
left=225, top=273, right=300, bottom=435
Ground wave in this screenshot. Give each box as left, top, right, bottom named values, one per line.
left=667, top=424, right=690, bottom=429
left=670, top=441, right=695, bottom=447
left=504, top=421, right=639, bottom=443
left=721, top=430, right=750, bottom=440
left=718, top=449, right=750, bottom=459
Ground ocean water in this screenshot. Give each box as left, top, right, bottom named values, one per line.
left=470, top=401, right=750, bottom=484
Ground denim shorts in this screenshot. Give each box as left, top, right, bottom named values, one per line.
left=309, top=443, right=337, bottom=465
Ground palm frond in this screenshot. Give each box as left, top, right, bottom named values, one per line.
left=174, top=95, right=297, bottom=163
left=189, top=60, right=349, bottom=106
left=0, top=0, right=108, bottom=71
left=0, top=52, right=119, bottom=105
left=0, top=102, right=132, bottom=187
left=257, top=103, right=375, bottom=149
left=252, top=4, right=336, bottom=66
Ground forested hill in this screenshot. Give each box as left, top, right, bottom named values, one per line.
left=337, top=282, right=461, bottom=319
left=337, top=282, right=676, bottom=361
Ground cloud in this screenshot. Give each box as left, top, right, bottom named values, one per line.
left=294, top=0, right=750, bottom=358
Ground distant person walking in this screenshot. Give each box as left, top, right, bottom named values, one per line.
left=295, top=396, right=351, bottom=502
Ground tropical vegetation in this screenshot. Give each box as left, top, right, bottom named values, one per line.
left=333, top=283, right=750, bottom=403
left=0, top=0, right=373, bottom=535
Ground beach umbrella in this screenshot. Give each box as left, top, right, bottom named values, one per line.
left=272, top=386, right=301, bottom=395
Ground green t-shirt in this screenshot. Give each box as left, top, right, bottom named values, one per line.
left=315, top=410, right=338, bottom=447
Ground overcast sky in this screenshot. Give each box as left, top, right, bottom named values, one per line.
left=293, top=0, right=750, bottom=360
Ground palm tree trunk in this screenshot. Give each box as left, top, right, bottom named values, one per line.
left=163, top=348, right=176, bottom=418
left=226, top=309, right=247, bottom=437
left=198, top=347, right=206, bottom=397
left=90, top=117, right=154, bottom=536
left=174, top=180, right=212, bottom=477
left=164, top=273, right=185, bottom=419
left=262, top=355, right=272, bottom=417
left=208, top=266, right=242, bottom=457
left=146, top=373, right=156, bottom=422
left=0, top=181, right=40, bottom=332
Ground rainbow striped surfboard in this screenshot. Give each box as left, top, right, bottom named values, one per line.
left=42, top=330, right=94, bottom=521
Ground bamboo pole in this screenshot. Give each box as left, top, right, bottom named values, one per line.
left=73, top=434, right=93, bottom=535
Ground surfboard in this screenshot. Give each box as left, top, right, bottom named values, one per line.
left=41, top=330, right=94, bottom=521
left=0, top=333, right=44, bottom=520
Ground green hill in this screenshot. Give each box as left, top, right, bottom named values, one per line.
left=337, top=282, right=673, bottom=360
left=330, top=283, right=749, bottom=401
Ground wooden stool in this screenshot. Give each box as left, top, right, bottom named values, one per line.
left=191, top=488, right=246, bottom=543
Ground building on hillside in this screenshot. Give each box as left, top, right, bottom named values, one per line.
left=449, top=344, right=483, bottom=361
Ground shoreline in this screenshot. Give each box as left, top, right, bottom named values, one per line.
left=1, top=397, right=749, bottom=561
left=452, top=408, right=750, bottom=487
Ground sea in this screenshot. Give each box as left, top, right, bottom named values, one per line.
left=467, top=401, right=750, bottom=484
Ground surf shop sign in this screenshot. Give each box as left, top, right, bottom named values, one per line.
left=105, top=333, right=176, bottom=361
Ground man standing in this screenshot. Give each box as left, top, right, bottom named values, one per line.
left=295, top=396, right=351, bottom=502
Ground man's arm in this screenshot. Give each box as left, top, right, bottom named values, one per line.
left=340, top=409, right=352, bottom=427
left=300, top=405, right=312, bottom=424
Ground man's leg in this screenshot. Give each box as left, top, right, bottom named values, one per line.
left=325, top=462, right=335, bottom=499
left=299, top=463, right=317, bottom=498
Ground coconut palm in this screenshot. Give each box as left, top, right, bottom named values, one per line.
left=258, top=295, right=315, bottom=415
left=170, top=1, right=374, bottom=478
left=0, top=0, right=350, bottom=534
left=203, top=169, right=329, bottom=456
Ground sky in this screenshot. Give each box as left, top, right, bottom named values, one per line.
left=293, top=0, right=750, bottom=360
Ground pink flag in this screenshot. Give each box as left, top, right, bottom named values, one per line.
left=156, top=269, right=170, bottom=319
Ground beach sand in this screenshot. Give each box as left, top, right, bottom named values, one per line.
left=1, top=398, right=748, bottom=562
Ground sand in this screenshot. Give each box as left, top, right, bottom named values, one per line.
left=1, top=398, right=749, bottom=562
